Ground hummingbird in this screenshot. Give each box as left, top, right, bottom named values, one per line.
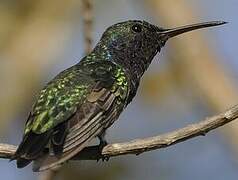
left=14, top=20, right=226, bottom=171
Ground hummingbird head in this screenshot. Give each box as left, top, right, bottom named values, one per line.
left=94, top=20, right=226, bottom=78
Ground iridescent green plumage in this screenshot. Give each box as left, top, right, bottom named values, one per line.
left=14, top=20, right=226, bottom=171
left=25, top=60, right=128, bottom=134
left=25, top=66, right=91, bottom=134
left=15, top=56, right=129, bottom=170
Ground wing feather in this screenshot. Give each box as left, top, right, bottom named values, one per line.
left=34, top=88, right=119, bottom=171
left=15, top=60, right=129, bottom=171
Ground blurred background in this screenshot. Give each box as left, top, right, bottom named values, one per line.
left=0, top=0, right=237, bottom=179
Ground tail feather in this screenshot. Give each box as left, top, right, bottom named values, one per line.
left=15, top=131, right=53, bottom=168
left=51, top=121, right=69, bottom=155
left=33, top=115, right=104, bottom=171
left=16, top=158, right=32, bottom=168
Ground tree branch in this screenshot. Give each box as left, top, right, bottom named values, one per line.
left=0, top=104, right=238, bottom=161
left=81, top=0, right=93, bottom=54
left=0, top=143, right=16, bottom=159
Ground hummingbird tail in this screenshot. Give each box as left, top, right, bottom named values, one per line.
left=14, top=130, right=53, bottom=168
left=32, top=122, right=102, bottom=171
left=16, top=158, right=32, bottom=168
left=32, top=100, right=109, bottom=171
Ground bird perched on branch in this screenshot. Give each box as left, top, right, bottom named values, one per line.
left=13, top=20, right=226, bottom=171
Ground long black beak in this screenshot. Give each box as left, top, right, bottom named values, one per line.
left=160, top=21, right=227, bottom=38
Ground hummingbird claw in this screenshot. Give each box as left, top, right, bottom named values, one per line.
left=101, top=155, right=110, bottom=162
left=97, top=133, right=110, bottom=162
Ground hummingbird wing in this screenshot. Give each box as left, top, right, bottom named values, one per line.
left=15, top=60, right=129, bottom=171
left=34, top=84, right=124, bottom=171
left=33, top=61, right=128, bottom=171
left=14, top=64, right=93, bottom=168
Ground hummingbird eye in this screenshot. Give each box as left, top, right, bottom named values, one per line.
left=131, top=24, right=142, bottom=33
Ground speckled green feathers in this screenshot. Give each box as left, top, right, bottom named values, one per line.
left=25, top=60, right=127, bottom=134
left=25, top=65, right=92, bottom=135
left=15, top=58, right=129, bottom=170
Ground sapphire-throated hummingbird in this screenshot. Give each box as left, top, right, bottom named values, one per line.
left=14, top=20, right=226, bottom=171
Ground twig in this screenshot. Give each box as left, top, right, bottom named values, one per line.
left=81, top=0, right=93, bottom=54
left=1, top=104, right=238, bottom=160
left=0, top=144, right=16, bottom=159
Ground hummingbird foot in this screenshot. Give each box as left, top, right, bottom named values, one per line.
left=97, top=132, right=110, bottom=162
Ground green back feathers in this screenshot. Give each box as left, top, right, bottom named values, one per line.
left=24, top=60, right=129, bottom=135
left=25, top=65, right=93, bottom=134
